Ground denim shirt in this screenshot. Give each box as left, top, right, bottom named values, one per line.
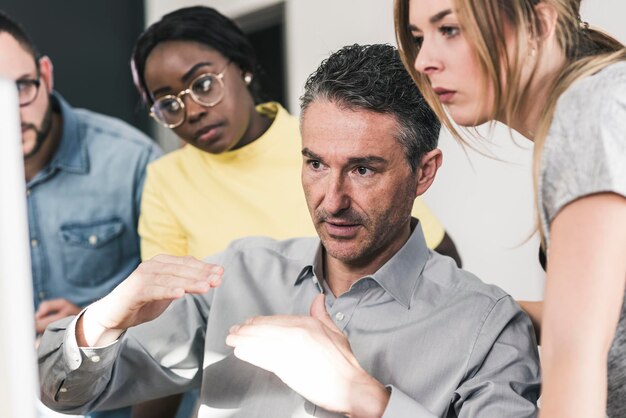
left=27, top=93, right=161, bottom=310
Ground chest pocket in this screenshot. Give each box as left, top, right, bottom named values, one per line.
left=59, top=218, right=124, bottom=286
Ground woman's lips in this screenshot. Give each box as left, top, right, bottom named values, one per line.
left=194, top=124, right=223, bottom=143
left=433, top=88, right=456, bottom=104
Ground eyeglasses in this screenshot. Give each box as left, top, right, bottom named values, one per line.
left=16, top=78, right=41, bottom=107
left=149, top=66, right=228, bottom=129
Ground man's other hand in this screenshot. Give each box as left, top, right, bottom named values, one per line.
left=226, top=294, right=390, bottom=417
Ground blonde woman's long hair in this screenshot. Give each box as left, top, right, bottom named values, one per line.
left=395, top=0, right=626, bottom=241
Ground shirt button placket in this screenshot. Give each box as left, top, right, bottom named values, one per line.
left=331, top=306, right=350, bottom=331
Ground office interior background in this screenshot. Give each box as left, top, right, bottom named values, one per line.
left=3, top=0, right=625, bottom=301
left=1, top=0, right=625, bottom=378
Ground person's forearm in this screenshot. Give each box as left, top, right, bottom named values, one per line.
left=76, top=304, right=125, bottom=347
left=539, top=348, right=608, bottom=418
left=538, top=194, right=626, bottom=417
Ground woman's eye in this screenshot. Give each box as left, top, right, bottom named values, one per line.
left=439, top=25, right=460, bottom=38
left=162, top=100, right=181, bottom=113
left=194, top=77, right=213, bottom=93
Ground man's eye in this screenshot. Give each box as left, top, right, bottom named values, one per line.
left=16, top=80, right=33, bottom=92
left=355, top=166, right=372, bottom=176
left=309, top=161, right=321, bottom=170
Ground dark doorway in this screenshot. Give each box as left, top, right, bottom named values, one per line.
left=237, top=3, right=287, bottom=108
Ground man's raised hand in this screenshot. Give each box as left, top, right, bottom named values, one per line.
left=78, top=255, right=223, bottom=347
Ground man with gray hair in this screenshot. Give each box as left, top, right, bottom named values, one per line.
left=39, top=44, right=540, bottom=418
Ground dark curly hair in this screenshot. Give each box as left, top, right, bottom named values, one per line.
left=300, top=44, right=440, bottom=172
left=131, top=6, right=262, bottom=105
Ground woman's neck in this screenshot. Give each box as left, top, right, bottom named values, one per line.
left=509, top=43, right=567, bottom=141
left=232, top=103, right=273, bottom=151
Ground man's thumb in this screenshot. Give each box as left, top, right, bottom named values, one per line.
left=310, top=294, right=339, bottom=330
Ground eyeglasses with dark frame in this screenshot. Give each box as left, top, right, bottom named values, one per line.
left=149, top=63, right=230, bottom=129
left=16, top=78, right=41, bottom=107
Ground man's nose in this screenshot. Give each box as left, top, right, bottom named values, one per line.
left=321, top=173, right=351, bottom=215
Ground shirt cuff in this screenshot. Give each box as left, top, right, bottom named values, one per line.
left=64, top=308, right=124, bottom=372
left=381, top=385, right=437, bottom=418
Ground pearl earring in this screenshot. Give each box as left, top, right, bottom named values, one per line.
left=244, top=74, right=253, bottom=85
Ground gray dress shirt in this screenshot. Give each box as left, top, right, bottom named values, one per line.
left=39, top=220, right=540, bottom=417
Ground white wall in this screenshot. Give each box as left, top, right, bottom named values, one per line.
left=283, top=0, right=397, bottom=115
left=143, top=0, right=626, bottom=300
left=581, top=0, right=626, bottom=44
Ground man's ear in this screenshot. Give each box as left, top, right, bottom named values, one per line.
left=38, top=56, right=54, bottom=93
left=415, top=148, right=442, bottom=196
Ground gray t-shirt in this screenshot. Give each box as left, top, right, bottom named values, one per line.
left=539, top=60, right=626, bottom=418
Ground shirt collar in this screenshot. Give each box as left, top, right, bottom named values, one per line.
left=368, top=218, right=429, bottom=309
left=294, top=243, right=323, bottom=289
left=294, top=218, right=430, bottom=309
left=48, top=92, right=89, bottom=174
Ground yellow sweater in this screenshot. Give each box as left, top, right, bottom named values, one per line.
left=139, top=102, right=445, bottom=260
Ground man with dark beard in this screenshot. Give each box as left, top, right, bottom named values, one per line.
left=0, top=11, right=161, bottom=418
left=39, top=44, right=540, bottom=418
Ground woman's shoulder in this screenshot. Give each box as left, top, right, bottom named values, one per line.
left=541, top=60, right=626, bottom=233
left=549, top=60, right=626, bottom=144
left=556, top=60, right=626, bottom=113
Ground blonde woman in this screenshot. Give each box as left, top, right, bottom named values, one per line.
left=395, top=0, right=626, bottom=417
